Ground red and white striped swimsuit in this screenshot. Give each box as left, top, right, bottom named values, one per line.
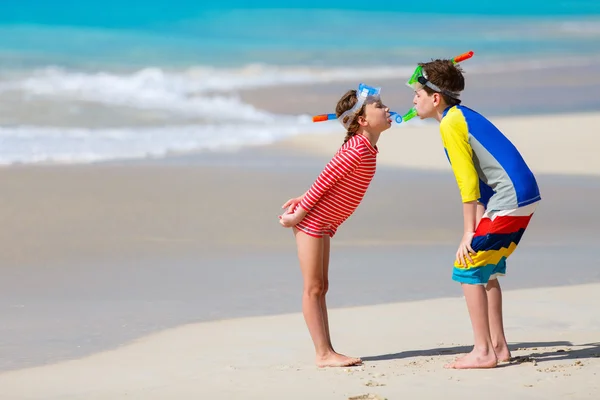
left=296, top=134, right=378, bottom=238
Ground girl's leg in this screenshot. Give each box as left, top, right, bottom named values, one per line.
left=321, top=234, right=333, bottom=349
left=486, top=278, right=511, bottom=361
left=294, top=229, right=360, bottom=367
left=445, top=284, right=497, bottom=369
left=320, top=235, right=362, bottom=364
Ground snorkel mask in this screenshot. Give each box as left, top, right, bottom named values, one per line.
left=312, top=83, right=417, bottom=126
left=337, top=83, right=381, bottom=129
left=406, top=51, right=474, bottom=100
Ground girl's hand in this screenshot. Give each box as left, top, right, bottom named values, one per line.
left=278, top=207, right=307, bottom=228
left=456, top=231, right=476, bottom=267
left=281, top=195, right=304, bottom=214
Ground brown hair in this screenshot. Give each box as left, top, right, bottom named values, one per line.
left=419, top=59, right=465, bottom=107
left=336, top=89, right=366, bottom=144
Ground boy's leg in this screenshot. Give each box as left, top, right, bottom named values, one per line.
left=445, top=283, right=498, bottom=369
left=294, top=228, right=360, bottom=367
left=486, top=278, right=510, bottom=361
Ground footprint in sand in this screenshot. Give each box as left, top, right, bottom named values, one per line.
left=348, top=394, right=387, bottom=400
left=364, top=380, right=386, bottom=387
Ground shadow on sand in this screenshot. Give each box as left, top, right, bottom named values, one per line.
left=361, top=340, right=600, bottom=366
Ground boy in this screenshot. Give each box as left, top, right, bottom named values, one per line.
left=408, top=59, right=541, bottom=369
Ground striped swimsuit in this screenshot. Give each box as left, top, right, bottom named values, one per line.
left=440, top=105, right=541, bottom=285
left=296, top=134, right=378, bottom=238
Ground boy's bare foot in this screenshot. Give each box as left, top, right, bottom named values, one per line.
left=444, top=350, right=497, bottom=369
left=316, top=352, right=362, bottom=368
left=494, top=344, right=511, bottom=362
left=454, top=345, right=510, bottom=363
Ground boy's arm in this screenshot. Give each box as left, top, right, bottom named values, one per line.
left=441, top=115, right=482, bottom=266
left=463, top=201, right=478, bottom=233
left=457, top=200, right=478, bottom=266
left=299, top=148, right=361, bottom=212
left=440, top=117, right=480, bottom=208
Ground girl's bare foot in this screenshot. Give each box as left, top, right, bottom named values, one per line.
left=444, top=350, right=497, bottom=369
left=316, top=352, right=362, bottom=368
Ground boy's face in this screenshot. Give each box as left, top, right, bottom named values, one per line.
left=412, top=89, right=438, bottom=119
left=360, top=99, right=391, bottom=132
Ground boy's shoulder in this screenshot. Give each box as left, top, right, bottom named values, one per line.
left=441, top=105, right=494, bottom=131
left=440, top=105, right=468, bottom=130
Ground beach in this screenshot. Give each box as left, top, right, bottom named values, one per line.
left=1, top=284, right=599, bottom=400
left=1, top=109, right=600, bottom=398
left=2, top=3, right=600, bottom=398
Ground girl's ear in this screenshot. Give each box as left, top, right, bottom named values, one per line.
left=357, top=115, right=368, bottom=127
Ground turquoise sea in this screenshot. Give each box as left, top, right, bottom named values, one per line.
left=0, top=1, right=599, bottom=164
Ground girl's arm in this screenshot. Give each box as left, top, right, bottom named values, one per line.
left=281, top=191, right=308, bottom=214
left=298, top=148, right=361, bottom=212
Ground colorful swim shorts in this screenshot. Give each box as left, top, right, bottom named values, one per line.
left=452, top=201, right=539, bottom=285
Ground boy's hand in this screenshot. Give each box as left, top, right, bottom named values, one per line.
left=281, top=195, right=304, bottom=214
left=456, top=231, right=476, bottom=266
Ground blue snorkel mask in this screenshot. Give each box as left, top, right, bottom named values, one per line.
left=312, top=83, right=416, bottom=126
left=337, top=83, right=382, bottom=129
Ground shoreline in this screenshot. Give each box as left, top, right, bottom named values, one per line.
left=273, top=111, right=600, bottom=177
left=1, top=109, right=597, bottom=176
left=1, top=283, right=599, bottom=399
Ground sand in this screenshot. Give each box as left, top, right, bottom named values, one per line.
left=1, top=111, right=599, bottom=398
left=0, top=283, right=598, bottom=399
left=277, top=112, right=600, bottom=176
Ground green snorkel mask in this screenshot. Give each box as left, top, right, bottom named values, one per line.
left=406, top=51, right=475, bottom=100
left=406, top=65, right=462, bottom=100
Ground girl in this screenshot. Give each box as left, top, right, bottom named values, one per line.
left=279, top=84, right=391, bottom=367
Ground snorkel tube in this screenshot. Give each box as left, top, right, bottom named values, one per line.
left=313, top=52, right=473, bottom=126
left=312, top=82, right=416, bottom=126
left=312, top=107, right=417, bottom=124
left=452, top=50, right=474, bottom=64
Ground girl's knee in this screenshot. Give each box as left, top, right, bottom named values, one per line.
left=304, top=281, right=327, bottom=297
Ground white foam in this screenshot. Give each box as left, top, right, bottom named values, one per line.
left=0, top=58, right=595, bottom=165
left=0, top=119, right=336, bottom=165
left=0, top=65, right=418, bottom=120
left=2, top=59, right=598, bottom=118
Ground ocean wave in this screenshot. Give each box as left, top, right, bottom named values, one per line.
left=559, top=21, right=600, bottom=36
left=0, top=120, right=336, bottom=165
left=0, top=65, right=417, bottom=119
left=0, top=64, right=415, bottom=94
left=1, top=58, right=597, bottom=118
